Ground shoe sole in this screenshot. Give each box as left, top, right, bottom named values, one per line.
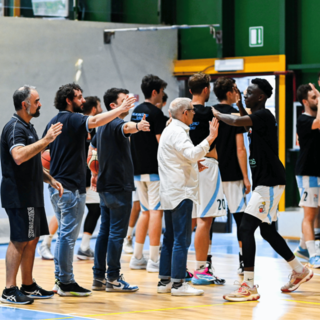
left=26, top=294, right=54, bottom=299
left=294, top=251, right=309, bottom=261
left=123, top=249, right=134, bottom=254
left=157, top=289, right=171, bottom=293
left=223, top=294, right=260, bottom=302
left=57, top=288, right=92, bottom=297
left=105, top=288, right=139, bottom=292
left=40, top=256, right=54, bottom=260
left=147, top=268, right=159, bottom=273
left=130, top=265, right=147, bottom=270
left=171, top=291, right=204, bottom=296
left=0, top=298, right=34, bottom=305
left=77, top=255, right=93, bottom=260
left=281, top=269, right=314, bottom=292
left=92, top=286, right=106, bottom=291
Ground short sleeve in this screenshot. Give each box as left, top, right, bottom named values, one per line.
left=91, top=134, right=97, bottom=149
left=70, top=113, right=91, bottom=133
left=297, top=115, right=315, bottom=138
left=236, top=126, right=246, bottom=134
left=7, top=123, right=27, bottom=154
left=113, top=119, right=130, bottom=140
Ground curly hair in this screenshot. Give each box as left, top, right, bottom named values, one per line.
left=188, top=73, right=211, bottom=95
left=213, top=77, right=235, bottom=101
left=54, top=83, right=83, bottom=111
left=251, top=78, right=273, bottom=98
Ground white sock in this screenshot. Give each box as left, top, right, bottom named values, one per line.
left=126, top=227, right=134, bottom=239
left=287, top=257, right=304, bottom=273
left=239, top=247, right=243, bottom=256
left=207, top=245, right=212, bottom=255
left=243, top=271, right=254, bottom=288
left=196, top=261, right=207, bottom=270
left=306, top=240, right=316, bottom=257
left=42, top=235, right=53, bottom=247
left=80, top=233, right=91, bottom=251
left=149, top=245, right=160, bottom=262
left=299, top=233, right=307, bottom=249
left=134, top=242, right=144, bottom=260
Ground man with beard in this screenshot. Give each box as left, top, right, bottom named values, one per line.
left=213, top=78, right=313, bottom=301
left=1, top=86, right=63, bottom=304
left=90, top=88, right=150, bottom=292
left=43, top=83, right=135, bottom=296
left=294, top=84, right=320, bottom=267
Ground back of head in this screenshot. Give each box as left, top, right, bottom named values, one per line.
left=81, top=96, right=100, bottom=115
left=103, top=88, right=129, bottom=111
left=163, top=92, right=168, bottom=103
left=297, top=84, right=312, bottom=105
left=188, top=73, right=211, bottom=95
left=214, top=77, right=235, bottom=101
left=169, top=98, right=191, bottom=119
left=54, top=83, right=83, bottom=111
left=251, top=78, right=273, bottom=98
left=13, top=85, right=36, bottom=111
left=141, top=74, right=167, bottom=99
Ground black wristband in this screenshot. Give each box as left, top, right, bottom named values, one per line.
left=136, top=123, right=140, bottom=131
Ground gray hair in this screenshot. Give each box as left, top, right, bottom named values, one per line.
left=169, top=98, right=191, bottom=119
left=13, top=85, right=36, bottom=111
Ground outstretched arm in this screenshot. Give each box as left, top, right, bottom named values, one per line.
left=212, top=107, right=252, bottom=128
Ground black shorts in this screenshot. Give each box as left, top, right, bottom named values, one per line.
left=5, top=207, right=49, bottom=242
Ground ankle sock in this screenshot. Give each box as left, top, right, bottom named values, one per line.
left=126, top=227, right=134, bottom=239
left=306, top=240, right=316, bottom=257
left=207, top=245, right=212, bottom=255
left=172, top=282, right=182, bottom=289
left=287, top=257, right=304, bottom=273
left=243, top=271, right=254, bottom=288
left=150, top=245, right=160, bottom=262
left=196, top=261, right=207, bottom=270
left=134, top=242, right=144, bottom=260
left=239, top=247, right=243, bottom=256
left=42, top=235, right=53, bottom=247
left=299, top=233, right=307, bottom=249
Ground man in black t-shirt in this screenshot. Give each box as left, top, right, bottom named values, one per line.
left=90, top=88, right=149, bottom=292
left=213, top=78, right=313, bottom=302
left=213, top=77, right=251, bottom=275
left=129, top=75, right=167, bottom=273
left=1, top=85, right=63, bottom=305
left=43, top=83, right=135, bottom=297
left=294, top=84, right=320, bottom=267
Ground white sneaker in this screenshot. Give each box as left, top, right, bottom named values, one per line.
left=123, top=237, right=134, bottom=254
left=52, top=279, right=59, bottom=294
left=38, top=243, right=54, bottom=260
left=157, top=281, right=172, bottom=293
left=171, top=282, right=204, bottom=296
left=147, top=259, right=159, bottom=273
left=315, top=240, right=320, bottom=256
left=130, top=255, right=147, bottom=270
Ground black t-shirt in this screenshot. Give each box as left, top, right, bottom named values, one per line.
left=189, top=104, right=215, bottom=152
left=130, top=102, right=166, bottom=175
left=296, top=114, right=320, bottom=177
left=214, top=104, right=246, bottom=182
left=1, top=114, right=44, bottom=208
left=91, top=118, right=135, bottom=193
left=248, top=108, right=286, bottom=189
left=85, top=128, right=96, bottom=187
left=43, top=111, right=89, bottom=194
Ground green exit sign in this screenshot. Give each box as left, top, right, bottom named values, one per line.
left=249, top=26, right=263, bottom=47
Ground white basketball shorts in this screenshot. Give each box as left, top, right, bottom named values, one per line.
left=132, top=181, right=140, bottom=202
left=296, top=176, right=320, bottom=208
left=135, top=180, right=161, bottom=212
left=222, top=180, right=247, bottom=214
left=192, top=158, right=226, bottom=219
left=245, top=185, right=285, bottom=224
left=86, top=187, right=100, bottom=204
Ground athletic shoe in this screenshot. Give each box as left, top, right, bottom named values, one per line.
left=147, top=259, right=159, bottom=272
left=315, top=240, right=320, bottom=256
left=238, top=254, right=244, bottom=275
left=57, top=282, right=92, bottom=297
left=38, top=243, right=54, bottom=260
left=157, top=280, right=172, bottom=293
left=123, top=237, right=134, bottom=254
left=223, top=282, right=260, bottom=302
left=130, top=255, right=147, bottom=270
left=309, top=255, right=320, bottom=268
left=1, top=286, right=34, bottom=305
left=77, top=247, right=94, bottom=260
left=185, top=269, right=193, bottom=282
left=171, top=282, right=204, bottom=296
left=92, top=278, right=107, bottom=291
left=192, top=266, right=225, bottom=285
left=202, top=257, right=226, bottom=285
left=20, top=282, right=54, bottom=299
left=294, top=246, right=310, bottom=261
left=281, top=266, right=313, bottom=292
left=106, top=274, right=139, bottom=292
left=52, top=279, right=59, bottom=294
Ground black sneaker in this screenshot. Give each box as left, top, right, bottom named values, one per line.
left=1, top=286, right=34, bottom=305
left=206, top=255, right=226, bottom=285
left=58, top=281, right=92, bottom=297
left=20, top=281, right=54, bottom=299
left=238, top=253, right=244, bottom=275
left=77, top=247, right=94, bottom=260
left=92, top=278, right=106, bottom=291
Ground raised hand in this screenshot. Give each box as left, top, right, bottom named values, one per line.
left=138, top=114, right=150, bottom=132
left=309, top=83, right=320, bottom=98
left=209, top=117, right=219, bottom=140
left=119, top=96, right=136, bottom=112
left=45, top=123, right=63, bottom=143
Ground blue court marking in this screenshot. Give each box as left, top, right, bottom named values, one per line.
left=267, top=187, right=274, bottom=223
left=200, top=170, right=221, bottom=217
left=0, top=305, right=97, bottom=320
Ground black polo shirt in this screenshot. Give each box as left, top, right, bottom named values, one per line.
left=91, top=118, right=135, bottom=193
left=189, top=104, right=215, bottom=152
left=213, top=104, right=246, bottom=182
left=295, top=114, right=320, bottom=177
left=43, top=111, right=90, bottom=194
left=130, top=102, right=166, bottom=175
left=248, top=108, right=286, bottom=190
left=1, top=114, right=44, bottom=208
left=85, top=128, right=96, bottom=187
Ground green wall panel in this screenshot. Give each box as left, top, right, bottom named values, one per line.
left=83, top=1, right=111, bottom=22
left=122, top=0, right=159, bottom=24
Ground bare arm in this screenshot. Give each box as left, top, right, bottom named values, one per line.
left=123, top=114, right=150, bottom=134
left=156, top=134, right=161, bottom=143
left=88, top=97, right=136, bottom=129
left=309, top=83, right=320, bottom=130
left=236, top=133, right=251, bottom=194
left=212, top=107, right=252, bottom=127
left=235, top=87, right=250, bottom=132
left=43, top=169, right=64, bottom=197
left=11, top=123, right=63, bottom=166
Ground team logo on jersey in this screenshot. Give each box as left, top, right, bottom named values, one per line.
left=249, top=158, right=256, bottom=168
left=259, top=202, right=266, bottom=213
left=132, top=113, right=149, bottom=121
left=189, top=122, right=200, bottom=130
left=314, top=194, right=318, bottom=203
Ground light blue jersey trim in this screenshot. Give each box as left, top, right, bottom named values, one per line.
left=150, top=174, right=160, bottom=181
left=296, top=176, right=303, bottom=188
left=134, top=175, right=141, bottom=181
left=9, top=143, right=25, bottom=154
left=140, top=202, right=148, bottom=212
left=153, top=201, right=161, bottom=210
left=134, top=174, right=160, bottom=182
left=309, top=176, right=318, bottom=188
left=267, top=187, right=274, bottom=223
left=201, top=170, right=221, bottom=217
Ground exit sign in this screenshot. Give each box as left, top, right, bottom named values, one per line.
left=249, top=26, right=263, bottom=47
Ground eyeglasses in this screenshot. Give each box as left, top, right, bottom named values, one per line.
left=184, top=108, right=195, bottom=113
